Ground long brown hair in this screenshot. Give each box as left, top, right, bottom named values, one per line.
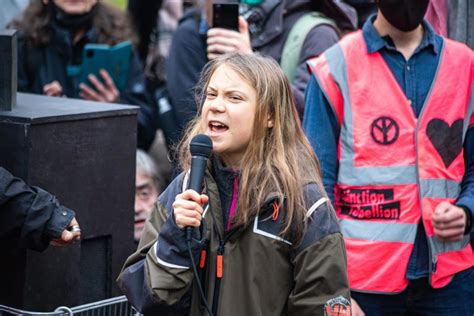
left=178, top=53, right=325, bottom=243
left=10, top=0, right=135, bottom=47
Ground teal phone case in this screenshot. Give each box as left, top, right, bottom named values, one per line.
left=76, top=40, right=132, bottom=91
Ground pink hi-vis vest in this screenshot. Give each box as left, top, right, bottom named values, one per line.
left=308, top=30, right=474, bottom=293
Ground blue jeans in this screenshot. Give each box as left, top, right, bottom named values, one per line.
left=351, top=268, right=474, bottom=316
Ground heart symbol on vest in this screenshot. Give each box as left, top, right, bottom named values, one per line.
left=426, top=119, right=463, bottom=168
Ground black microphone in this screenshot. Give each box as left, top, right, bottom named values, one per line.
left=186, top=134, right=213, bottom=242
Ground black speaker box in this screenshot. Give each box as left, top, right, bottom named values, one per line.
left=0, top=30, right=17, bottom=111
left=0, top=93, right=138, bottom=311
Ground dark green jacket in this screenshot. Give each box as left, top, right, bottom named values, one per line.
left=118, top=167, right=350, bottom=315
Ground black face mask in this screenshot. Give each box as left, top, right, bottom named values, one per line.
left=49, top=1, right=97, bottom=33
left=378, top=0, right=429, bottom=32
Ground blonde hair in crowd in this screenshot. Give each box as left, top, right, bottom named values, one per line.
left=178, top=53, right=324, bottom=243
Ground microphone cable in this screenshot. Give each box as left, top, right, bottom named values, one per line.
left=187, top=239, right=214, bottom=316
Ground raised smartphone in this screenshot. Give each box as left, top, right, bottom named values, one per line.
left=212, top=3, right=239, bottom=31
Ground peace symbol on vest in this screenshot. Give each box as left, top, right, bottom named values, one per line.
left=370, top=116, right=399, bottom=145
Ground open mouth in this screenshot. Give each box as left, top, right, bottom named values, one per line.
left=134, top=218, right=146, bottom=226
left=209, top=120, right=229, bottom=133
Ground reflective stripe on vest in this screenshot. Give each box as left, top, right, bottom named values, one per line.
left=340, top=219, right=417, bottom=243
left=309, top=30, right=474, bottom=292
left=419, top=179, right=461, bottom=198
left=341, top=219, right=469, bottom=254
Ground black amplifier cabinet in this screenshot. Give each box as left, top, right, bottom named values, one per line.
left=0, top=93, right=138, bottom=311
left=0, top=30, right=17, bottom=111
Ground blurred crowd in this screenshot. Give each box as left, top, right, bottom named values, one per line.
left=1, top=0, right=473, bottom=315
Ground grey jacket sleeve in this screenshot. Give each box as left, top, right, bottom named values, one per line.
left=287, top=183, right=351, bottom=315
left=0, top=167, right=75, bottom=251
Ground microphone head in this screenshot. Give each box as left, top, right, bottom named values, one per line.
left=190, top=134, right=213, bottom=158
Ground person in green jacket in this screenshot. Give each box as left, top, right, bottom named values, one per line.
left=118, top=53, right=350, bottom=315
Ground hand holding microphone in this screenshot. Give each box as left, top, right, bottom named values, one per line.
left=174, top=135, right=214, bottom=315
left=173, top=191, right=209, bottom=229
left=172, top=135, right=213, bottom=241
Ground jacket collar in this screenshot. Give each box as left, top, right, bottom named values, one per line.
left=206, top=157, right=284, bottom=239
left=362, top=14, right=440, bottom=55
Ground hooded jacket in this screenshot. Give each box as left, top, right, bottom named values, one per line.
left=118, top=159, right=350, bottom=315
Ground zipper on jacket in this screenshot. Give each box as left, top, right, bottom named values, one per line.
left=207, top=174, right=242, bottom=315
left=210, top=227, right=242, bottom=315
left=212, top=242, right=225, bottom=315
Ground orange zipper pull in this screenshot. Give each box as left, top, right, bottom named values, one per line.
left=199, top=249, right=207, bottom=269
left=216, top=254, right=223, bottom=278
